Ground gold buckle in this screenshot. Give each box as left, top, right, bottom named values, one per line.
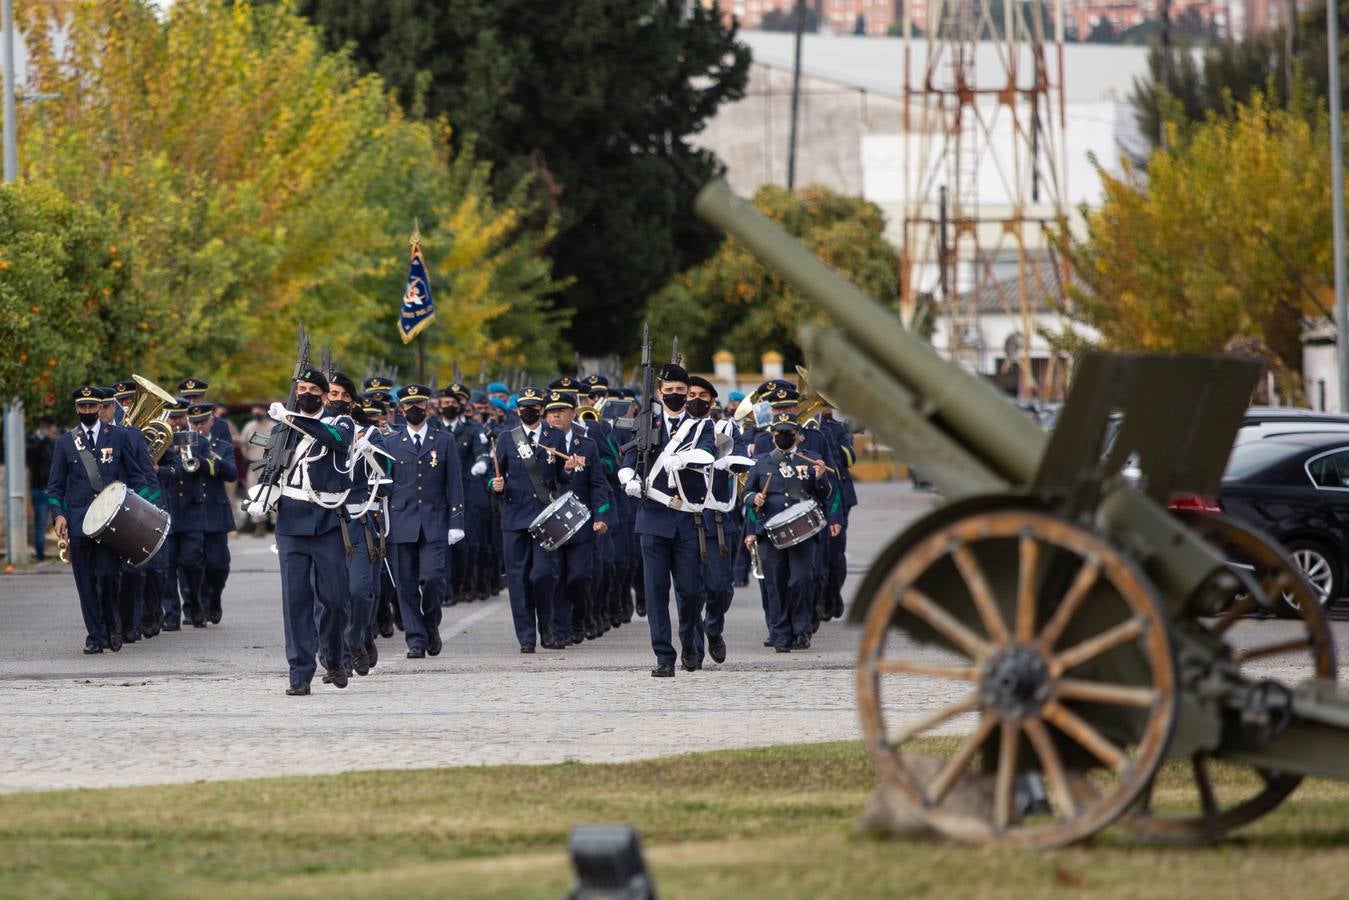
left=669, top=497, right=683, bottom=510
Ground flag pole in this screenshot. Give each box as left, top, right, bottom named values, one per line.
left=418, top=335, right=426, bottom=383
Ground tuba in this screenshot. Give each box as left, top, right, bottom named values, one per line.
left=126, top=374, right=178, bottom=462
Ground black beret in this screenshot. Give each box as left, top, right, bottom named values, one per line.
left=688, top=375, right=717, bottom=398
left=330, top=371, right=357, bottom=398
left=295, top=369, right=329, bottom=392
left=658, top=363, right=689, bottom=384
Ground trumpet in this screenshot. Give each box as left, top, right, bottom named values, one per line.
left=57, top=537, right=70, bottom=564
left=750, top=539, right=764, bottom=580
left=174, top=429, right=201, bottom=473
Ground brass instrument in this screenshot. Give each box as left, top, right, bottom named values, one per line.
left=577, top=407, right=601, bottom=422
left=57, top=537, right=70, bottom=563
left=793, top=365, right=831, bottom=426
left=125, top=374, right=178, bottom=462
left=176, top=430, right=201, bottom=474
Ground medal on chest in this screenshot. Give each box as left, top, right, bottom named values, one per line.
left=101, top=447, right=114, bottom=464
left=517, top=442, right=533, bottom=460
left=430, top=449, right=438, bottom=468
left=779, top=460, right=794, bottom=479
left=796, top=465, right=810, bottom=479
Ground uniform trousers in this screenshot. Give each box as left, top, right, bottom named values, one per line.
left=344, top=515, right=381, bottom=656
left=277, top=529, right=348, bottom=687
left=556, top=538, right=595, bottom=643
left=202, top=531, right=231, bottom=620
left=826, top=515, right=849, bottom=618
left=164, top=531, right=205, bottom=625
left=760, top=539, right=815, bottom=648
left=69, top=535, right=121, bottom=648
left=501, top=528, right=559, bottom=648
left=390, top=534, right=447, bottom=651
left=698, top=529, right=737, bottom=644
left=639, top=528, right=704, bottom=668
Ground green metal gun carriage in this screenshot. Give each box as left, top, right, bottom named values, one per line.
left=695, top=179, right=1349, bottom=848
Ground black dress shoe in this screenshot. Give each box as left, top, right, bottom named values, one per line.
left=379, top=621, right=395, bottom=639
left=352, top=648, right=371, bottom=677
left=570, top=629, right=583, bottom=645
left=681, top=655, right=702, bottom=673
left=191, top=620, right=207, bottom=629
left=520, top=645, right=536, bottom=654
left=407, top=647, right=426, bottom=659
left=209, top=606, right=222, bottom=625
left=163, top=622, right=181, bottom=632
left=83, top=644, right=103, bottom=655
left=366, top=639, right=379, bottom=669
left=326, top=666, right=349, bottom=689
left=544, top=639, right=567, bottom=650
left=123, top=629, right=140, bottom=644
left=709, top=634, right=727, bottom=664
left=107, top=631, right=122, bottom=653
left=285, top=682, right=311, bottom=696
left=775, top=645, right=792, bottom=653
left=651, top=663, right=675, bottom=677
left=427, top=628, right=443, bottom=656
left=795, top=634, right=811, bottom=650
left=763, top=637, right=773, bottom=647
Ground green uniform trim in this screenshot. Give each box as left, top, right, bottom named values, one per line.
left=829, top=492, right=841, bottom=515
left=47, top=495, right=66, bottom=509
left=325, top=424, right=344, bottom=442
left=747, top=507, right=759, bottom=524
left=136, top=486, right=151, bottom=499
left=596, top=502, right=611, bottom=516
left=145, top=488, right=161, bottom=502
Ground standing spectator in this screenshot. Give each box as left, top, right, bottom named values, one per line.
left=237, top=404, right=271, bottom=533
left=26, top=416, right=58, bottom=561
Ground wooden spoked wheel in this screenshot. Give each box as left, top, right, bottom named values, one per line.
left=1122, top=512, right=1336, bottom=843
left=857, top=509, right=1177, bottom=848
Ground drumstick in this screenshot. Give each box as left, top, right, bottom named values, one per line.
left=489, top=434, right=502, bottom=480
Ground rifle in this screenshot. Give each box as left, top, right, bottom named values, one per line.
left=671, top=335, right=681, bottom=367
left=248, top=325, right=311, bottom=505
left=634, top=321, right=658, bottom=484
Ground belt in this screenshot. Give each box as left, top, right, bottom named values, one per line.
left=644, top=485, right=703, bottom=514
left=280, top=486, right=347, bottom=505
left=345, top=502, right=372, bottom=516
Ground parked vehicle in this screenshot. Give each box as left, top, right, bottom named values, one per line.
left=1210, top=432, right=1349, bottom=613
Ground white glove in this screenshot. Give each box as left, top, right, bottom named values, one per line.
left=470, top=460, right=488, bottom=476
left=448, top=528, right=466, bottom=546
left=713, top=456, right=731, bottom=471
left=624, top=479, right=642, bottom=498
left=246, top=500, right=270, bottom=518
left=268, top=401, right=289, bottom=422
left=664, top=455, right=686, bottom=476
left=352, top=432, right=373, bottom=456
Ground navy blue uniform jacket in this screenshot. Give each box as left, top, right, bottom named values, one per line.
left=46, top=423, right=154, bottom=533
left=493, top=423, right=565, bottom=532
left=385, top=424, right=465, bottom=543
left=554, top=430, right=611, bottom=544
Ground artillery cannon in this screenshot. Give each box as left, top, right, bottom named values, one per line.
left=694, top=179, right=1349, bottom=848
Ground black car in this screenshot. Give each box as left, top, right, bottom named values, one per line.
left=1218, top=432, right=1349, bottom=611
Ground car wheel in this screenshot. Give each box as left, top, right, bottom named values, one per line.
left=1280, top=539, right=1340, bottom=616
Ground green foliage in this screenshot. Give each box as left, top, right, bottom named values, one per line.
left=648, top=185, right=901, bottom=371
left=287, top=0, right=751, bottom=355
left=1130, top=0, right=1349, bottom=148
left=0, top=183, right=142, bottom=411
left=12, top=0, right=563, bottom=401
left=1060, top=93, right=1329, bottom=383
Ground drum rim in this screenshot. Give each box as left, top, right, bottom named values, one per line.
left=763, top=498, right=821, bottom=529
left=82, top=481, right=130, bottom=537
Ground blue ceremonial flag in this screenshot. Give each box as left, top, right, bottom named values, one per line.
left=398, top=225, right=436, bottom=344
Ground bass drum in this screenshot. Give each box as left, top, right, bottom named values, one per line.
left=528, top=490, right=591, bottom=551
left=764, top=499, right=825, bottom=549
left=82, top=481, right=172, bottom=568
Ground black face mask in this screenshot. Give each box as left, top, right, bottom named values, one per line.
left=326, top=400, right=351, bottom=417
left=662, top=391, right=687, bottom=412
left=77, top=411, right=99, bottom=428
left=442, top=404, right=461, bottom=420
left=517, top=406, right=542, bottom=426
left=403, top=405, right=428, bottom=425
left=296, top=393, right=324, bottom=415
left=685, top=398, right=710, bottom=419
left=774, top=431, right=796, bottom=451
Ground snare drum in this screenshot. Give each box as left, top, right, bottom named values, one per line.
left=763, top=499, right=825, bottom=549
left=527, top=490, right=591, bottom=551
left=82, top=481, right=172, bottom=567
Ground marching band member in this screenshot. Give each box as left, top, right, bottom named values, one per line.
left=440, top=383, right=492, bottom=605
left=491, top=386, right=564, bottom=652
left=337, top=392, right=393, bottom=675
left=189, top=402, right=237, bottom=625
left=544, top=389, right=611, bottom=647
left=245, top=367, right=355, bottom=695
left=744, top=414, right=835, bottom=653
left=384, top=384, right=465, bottom=659
left=161, top=401, right=215, bottom=629
left=46, top=385, right=154, bottom=654
left=618, top=364, right=716, bottom=677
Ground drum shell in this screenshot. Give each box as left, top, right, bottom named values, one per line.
left=82, top=482, right=172, bottom=567
left=527, top=491, right=591, bottom=551
left=764, top=499, right=825, bottom=549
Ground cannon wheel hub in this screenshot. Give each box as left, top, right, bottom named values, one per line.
left=981, top=646, right=1051, bottom=717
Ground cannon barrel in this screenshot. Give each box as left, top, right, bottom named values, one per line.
left=694, top=179, right=1045, bottom=488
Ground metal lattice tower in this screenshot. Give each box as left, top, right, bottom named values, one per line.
left=901, top=0, right=1069, bottom=400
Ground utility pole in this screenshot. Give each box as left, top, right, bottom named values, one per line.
left=3, top=0, right=25, bottom=570
left=1331, top=0, right=1349, bottom=411
left=786, top=0, right=806, bottom=190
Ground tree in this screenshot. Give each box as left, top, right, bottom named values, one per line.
left=1130, top=0, right=1349, bottom=148
left=15, top=0, right=565, bottom=399
left=1059, top=93, right=1330, bottom=391
left=285, top=0, right=751, bottom=356
left=0, top=183, right=144, bottom=412
left=647, top=185, right=901, bottom=372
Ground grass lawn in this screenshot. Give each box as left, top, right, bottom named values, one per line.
left=3, top=740, right=1349, bottom=899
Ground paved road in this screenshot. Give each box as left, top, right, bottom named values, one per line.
left=1, top=483, right=1342, bottom=792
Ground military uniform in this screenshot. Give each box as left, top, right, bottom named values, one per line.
left=188, top=402, right=237, bottom=625
left=46, top=386, right=155, bottom=653
left=384, top=384, right=465, bottom=657
left=491, top=387, right=565, bottom=651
